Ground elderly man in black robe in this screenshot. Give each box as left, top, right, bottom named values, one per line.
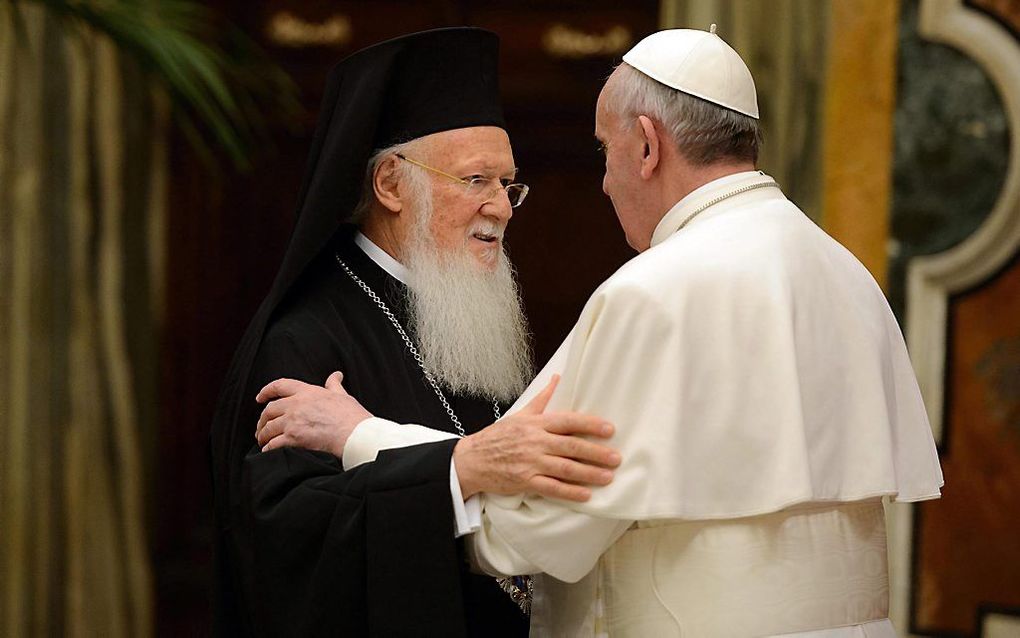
left=210, top=28, right=619, bottom=638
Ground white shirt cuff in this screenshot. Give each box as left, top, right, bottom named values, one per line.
left=450, top=459, right=482, bottom=537
left=342, top=416, right=458, bottom=469
left=339, top=416, right=480, bottom=538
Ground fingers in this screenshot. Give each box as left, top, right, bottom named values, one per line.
left=261, top=433, right=294, bottom=453
left=526, top=475, right=592, bottom=503
left=256, top=378, right=308, bottom=403
left=541, top=413, right=614, bottom=439
left=255, top=398, right=289, bottom=437
left=256, top=415, right=285, bottom=447
left=519, top=375, right=560, bottom=415
left=549, top=435, right=621, bottom=468
left=538, top=454, right=614, bottom=487
left=324, top=371, right=344, bottom=392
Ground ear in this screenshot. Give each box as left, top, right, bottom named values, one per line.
left=636, top=115, right=660, bottom=180
left=373, top=155, right=404, bottom=214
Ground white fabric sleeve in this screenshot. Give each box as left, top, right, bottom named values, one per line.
left=341, top=416, right=458, bottom=469
left=340, top=416, right=480, bottom=538
left=467, top=497, right=632, bottom=581
left=450, top=460, right=481, bottom=537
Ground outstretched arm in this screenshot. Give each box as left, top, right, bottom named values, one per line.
left=256, top=373, right=621, bottom=503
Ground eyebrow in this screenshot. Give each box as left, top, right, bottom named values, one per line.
left=471, top=165, right=519, bottom=178
left=452, top=158, right=519, bottom=180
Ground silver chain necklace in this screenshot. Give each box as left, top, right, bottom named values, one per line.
left=675, top=175, right=778, bottom=232
left=334, top=255, right=500, bottom=436
left=336, top=254, right=530, bottom=614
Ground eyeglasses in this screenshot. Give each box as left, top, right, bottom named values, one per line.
left=395, top=153, right=530, bottom=208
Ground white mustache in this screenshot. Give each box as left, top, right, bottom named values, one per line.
left=470, top=223, right=504, bottom=240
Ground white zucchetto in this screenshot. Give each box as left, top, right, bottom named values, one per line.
left=622, top=25, right=760, bottom=119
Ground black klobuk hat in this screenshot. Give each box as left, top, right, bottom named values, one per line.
left=280, top=27, right=505, bottom=304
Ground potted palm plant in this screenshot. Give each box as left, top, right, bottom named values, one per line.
left=7, top=0, right=301, bottom=169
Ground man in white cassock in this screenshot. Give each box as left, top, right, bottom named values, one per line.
left=259, top=27, right=944, bottom=637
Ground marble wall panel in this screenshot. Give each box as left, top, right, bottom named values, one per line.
left=890, top=0, right=1009, bottom=320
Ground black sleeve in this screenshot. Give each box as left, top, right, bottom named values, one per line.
left=226, top=329, right=469, bottom=638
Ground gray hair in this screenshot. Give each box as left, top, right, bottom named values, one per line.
left=348, top=137, right=432, bottom=225
left=608, top=63, right=762, bottom=166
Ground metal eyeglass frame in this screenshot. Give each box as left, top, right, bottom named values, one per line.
left=394, top=153, right=529, bottom=208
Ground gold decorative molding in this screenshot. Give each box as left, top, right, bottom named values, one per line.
left=542, top=24, right=632, bottom=59
left=265, top=11, right=352, bottom=48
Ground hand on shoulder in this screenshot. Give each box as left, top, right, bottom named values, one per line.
left=454, top=376, right=621, bottom=502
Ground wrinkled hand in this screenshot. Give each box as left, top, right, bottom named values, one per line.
left=255, top=371, right=371, bottom=457
left=454, top=376, right=620, bottom=503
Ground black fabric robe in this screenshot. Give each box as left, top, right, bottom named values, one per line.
left=213, top=229, right=528, bottom=637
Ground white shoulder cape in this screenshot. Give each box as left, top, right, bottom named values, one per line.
left=488, top=173, right=943, bottom=522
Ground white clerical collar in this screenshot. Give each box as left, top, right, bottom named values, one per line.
left=649, top=170, right=780, bottom=248
left=354, top=232, right=410, bottom=285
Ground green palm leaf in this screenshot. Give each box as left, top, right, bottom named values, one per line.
left=11, top=0, right=302, bottom=170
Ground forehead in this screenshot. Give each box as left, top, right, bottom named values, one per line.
left=595, top=75, right=621, bottom=136
left=427, top=126, right=514, bottom=171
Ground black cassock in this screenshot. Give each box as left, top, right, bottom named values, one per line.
left=214, top=229, right=528, bottom=637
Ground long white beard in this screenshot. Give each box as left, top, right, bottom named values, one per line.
left=403, top=201, right=532, bottom=402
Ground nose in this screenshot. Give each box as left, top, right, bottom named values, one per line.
left=482, top=187, right=514, bottom=223
left=602, top=172, right=609, bottom=196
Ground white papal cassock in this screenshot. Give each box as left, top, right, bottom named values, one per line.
left=345, top=171, right=944, bottom=637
